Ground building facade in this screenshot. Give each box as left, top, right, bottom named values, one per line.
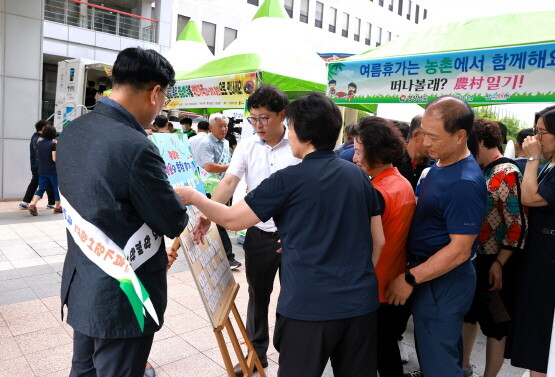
left=0, top=0, right=431, bottom=199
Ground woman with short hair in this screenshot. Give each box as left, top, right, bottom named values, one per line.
left=353, top=117, right=416, bottom=377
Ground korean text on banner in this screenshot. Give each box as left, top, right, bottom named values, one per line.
left=166, top=72, right=258, bottom=109
left=327, top=42, right=555, bottom=104
left=147, top=133, right=206, bottom=195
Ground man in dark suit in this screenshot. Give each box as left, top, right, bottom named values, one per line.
left=57, top=47, right=190, bottom=377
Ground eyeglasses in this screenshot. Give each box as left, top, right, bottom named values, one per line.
left=146, top=87, right=171, bottom=106
left=534, top=128, right=550, bottom=138
left=160, top=89, right=171, bottom=106
left=246, top=116, right=270, bottom=126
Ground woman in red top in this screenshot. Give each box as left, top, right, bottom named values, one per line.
left=353, top=117, right=416, bottom=377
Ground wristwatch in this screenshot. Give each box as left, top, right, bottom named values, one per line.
left=405, top=267, right=418, bottom=287
left=527, top=157, right=541, bottom=161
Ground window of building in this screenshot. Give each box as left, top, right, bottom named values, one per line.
left=224, top=27, right=237, bottom=50
left=176, top=15, right=190, bottom=40
left=376, top=26, right=382, bottom=46
left=406, top=0, right=412, bottom=20
left=284, top=0, right=294, bottom=18
left=387, top=31, right=392, bottom=41
left=354, top=17, right=361, bottom=42
left=423, top=8, right=428, bottom=19
left=300, top=0, right=309, bottom=23
left=378, top=0, right=384, bottom=6
left=389, top=0, right=394, bottom=11
left=202, top=21, right=216, bottom=54
left=341, top=12, right=349, bottom=37
left=329, top=7, right=337, bottom=33
left=398, top=0, right=403, bottom=16
left=365, top=22, right=372, bottom=45
left=415, top=4, right=420, bottom=24
left=247, top=0, right=259, bottom=5
left=315, top=1, right=323, bottom=28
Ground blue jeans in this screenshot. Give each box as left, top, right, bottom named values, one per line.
left=411, top=260, right=476, bottom=377
left=35, top=174, right=60, bottom=202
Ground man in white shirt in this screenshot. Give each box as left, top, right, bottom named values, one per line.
left=189, top=120, right=209, bottom=162
left=195, top=85, right=300, bottom=376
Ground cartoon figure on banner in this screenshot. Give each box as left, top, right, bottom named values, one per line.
left=328, top=80, right=337, bottom=98
left=243, top=80, right=255, bottom=94
left=347, top=82, right=357, bottom=100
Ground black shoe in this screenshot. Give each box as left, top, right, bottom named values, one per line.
left=228, top=258, right=242, bottom=270
left=233, top=355, right=267, bottom=377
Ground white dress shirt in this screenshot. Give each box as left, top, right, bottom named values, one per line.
left=227, top=130, right=301, bottom=232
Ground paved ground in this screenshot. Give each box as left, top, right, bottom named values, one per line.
left=0, top=199, right=527, bottom=376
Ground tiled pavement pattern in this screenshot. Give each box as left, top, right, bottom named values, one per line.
left=0, top=200, right=526, bottom=376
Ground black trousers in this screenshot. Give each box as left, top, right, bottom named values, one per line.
left=377, top=302, right=412, bottom=377
left=273, top=311, right=378, bottom=377
left=69, top=330, right=154, bottom=377
left=23, top=167, right=55, bottom=204
left=243, top=226, right=281, bottom=357
left=216, top=224, right=235, bottom=260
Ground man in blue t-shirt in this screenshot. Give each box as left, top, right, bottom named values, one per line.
left=386, top=96, right=486, bottom=377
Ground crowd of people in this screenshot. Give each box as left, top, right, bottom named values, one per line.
left=185, top=95, right=555, bottom=377
left=19, top=47, right=553, bottom=377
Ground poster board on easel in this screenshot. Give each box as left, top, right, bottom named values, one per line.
left=177, top=208, right=236, bottom=327
left=174, top=212, right=266, bottom=377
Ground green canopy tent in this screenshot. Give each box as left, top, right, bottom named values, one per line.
left=167, top=0, right=378, bottom=120
left=327, top=11, right=555, bottom=108
left=164, top=20, right=214, bottom=74
left=168, top=0, right=327, bottom=120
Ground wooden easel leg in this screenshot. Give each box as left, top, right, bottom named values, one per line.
left=231, top=304, right=268, bottom=377
left=225, top=316, right=251, bottom=376
left=215, top=327, right=236, bottom=377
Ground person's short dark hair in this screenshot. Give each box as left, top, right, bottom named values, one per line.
left=112, top=47, right=175, bottom=90
left=392, top=121, right=409, bottom=141
left=168, top=116, right=178, bottom=122
left=153, top=115, right=168, bottom=127
left=538, top=108, right=555, bottom=135
left=197, top=121, right=209, bottom=131
left=35, top=120, right=49, bottom=133
left=425, top=95, right=474, bottom=135
left=497, top=121, right=508, bottom=144
left=98, top=85, right=107, bottom=93
left=286, top=92, right=342, bottom=151
left=516, top=128, right=534, bottom=147
left=329, top=80, right=337, bottom=85
left=354, top=117, right=405, bottom=166
left=87, top=81, right=95, bottom=87
left=407, top=114, right=422, bottom=140
left=344, top=123, right=357, bottom=143
left=348, top=82, right=357, bottom=91
left=247, top=85, right=289, bottom=114
left=180, top=117, right=193, bottom=126
left=42, top=125, right=57, bottom=140
left=467, top=128, right=480, bottom=159
left=534, top=105, right=555, bottom=125
left=474, top=118, right=502, bottom=150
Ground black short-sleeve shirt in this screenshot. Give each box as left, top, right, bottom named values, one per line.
left=38, top=139, right=57, bottom=175
left=244, top=150, right=381, bottom=321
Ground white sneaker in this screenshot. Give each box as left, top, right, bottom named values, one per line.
left=403, top=370, right=423, bottom=377
left=462, top=364, right=474, bottom=377
left=399, top=341, right=410, bottom=364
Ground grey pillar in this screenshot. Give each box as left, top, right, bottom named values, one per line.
left=0, top=0, right=44, bottom=199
